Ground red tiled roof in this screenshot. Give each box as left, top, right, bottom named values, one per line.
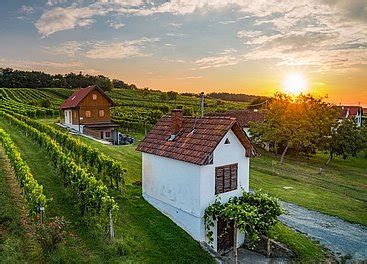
left=137, top=116, right=257, bottom=165
left=60, top=85, right=115, bottom=109
left=339, top=106, right=362, bottom=118
left=208, top=110, right=264, bottom=127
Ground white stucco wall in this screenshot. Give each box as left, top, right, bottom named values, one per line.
left=142, top=153, right=203, bottom=240
left=199, top=130, right=248, bottom=249
left=141, top=129, right=250, bottom=252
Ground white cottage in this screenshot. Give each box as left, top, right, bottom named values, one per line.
left=137, top=109, right=257, bottom=254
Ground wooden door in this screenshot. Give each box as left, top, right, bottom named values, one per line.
left=100, top=131, right=104, bottom=139
left=217, top=217, right=234, bottom=255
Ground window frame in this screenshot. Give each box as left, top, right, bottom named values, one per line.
left=92, top=93, right=97, bottom=100
left=98, top=109, right=105, bottom=117
left=85, top=110, right=91, bottom=118
left=215, top=163, right=238, bottom=194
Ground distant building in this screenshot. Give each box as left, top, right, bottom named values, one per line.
left=339, top=106, right=363, bottom=127
left=210, top=109, right=265, bottom=137
left=60, top=85, right=119, bottom=141
left=137, top=109, right=257, bottom=254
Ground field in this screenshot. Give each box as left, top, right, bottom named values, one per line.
left=0, top=87, right=365, bottom=262
left=251, top=150, right=367, bottom=226
left=1, top=87, right=248, bottom=132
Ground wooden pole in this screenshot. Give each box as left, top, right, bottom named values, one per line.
left=233, top=222, right=238, bottom=264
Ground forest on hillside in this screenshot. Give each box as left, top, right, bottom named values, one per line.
left=0, top=68, right=136, bottom=91
left=0, top=68, right=266, bottom=104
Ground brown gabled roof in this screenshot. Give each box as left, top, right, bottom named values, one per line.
left=60, top=85, right=115, bottom=109
left=137, top=116, right=257, bottom=165
left=208, top=109, right=264, bottom=128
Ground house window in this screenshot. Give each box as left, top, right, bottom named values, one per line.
left=92, top=93, right=97, bottom=100
left=224, top=138, right=230, bottom=144
left=85, top=110, right=91, bottom=117
left=98, top=110, right=105, bottom=117
left=215, top=163, right=238, bottom=194
left=105, top=131, right=111, bottom=138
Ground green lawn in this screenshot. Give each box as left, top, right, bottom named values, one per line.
left=0, top=118, right=214, bottom=263
left=250, top=150, right=367, bottom=226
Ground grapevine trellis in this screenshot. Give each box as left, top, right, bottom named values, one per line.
left=0, top=128, right=47, bottom=220
left=0, top=112, right=118, bottom=239
left=12, top=113, right=126, bottom=192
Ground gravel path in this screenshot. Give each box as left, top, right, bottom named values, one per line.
left=279, top=201, right=367, bottom=261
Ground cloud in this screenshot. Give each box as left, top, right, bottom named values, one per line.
left=166, top=32, right=184, bottom=37
left=35, top=0, right=141, bottom=37
left=169, top=22, right=182, bottom=27
left=177, top=75, right=203, bottom=80
left=85, top=37, right=159, bottom=59
left=237, top=30, right=263, bottom=39
left=108, top=21, right=125, bottom=29
left=18, top=5, right=35, bottom=15
left=195, top=55, right=239, bottom=69
left=0, top=58, right=82, bottom=69
left=43, top=41, right=82, bottom=56
left=219, top=20, right=235, bottom=25
left=35, top=6, right=105, bottom=37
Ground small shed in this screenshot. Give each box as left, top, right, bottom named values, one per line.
left=137, top=109, right=257, bottom=254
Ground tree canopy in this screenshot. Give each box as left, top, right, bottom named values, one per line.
left=0, top=68, right=136, bottom=91
left=322, top=118, right=364, bottom=164
left=249, top=93, right=339, bottom=164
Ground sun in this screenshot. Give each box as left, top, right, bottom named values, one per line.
left=282, top=73, right=308, bottom=95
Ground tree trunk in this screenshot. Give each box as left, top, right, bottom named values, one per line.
left=326, top=152, right=333, bottom=165
left=233, top=223, right=238, bottom=264
left=280, top=143, right=290, bottom=165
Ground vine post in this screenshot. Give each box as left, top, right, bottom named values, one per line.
left=233, top=222, right=238, bottom=264
left=40, top=206, right=45, bottom=224
left=109, top=210, right=115, bottom=241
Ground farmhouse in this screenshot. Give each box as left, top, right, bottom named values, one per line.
left=137, top=109, right=257, bottom=254
left=339, top=105, right=363, bottom=127
left=60, top=85, right=119, bottom=141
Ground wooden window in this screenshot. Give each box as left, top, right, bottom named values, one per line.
left=215, top=163, right=238, bottom=194
left=92, top=93, right=97, bottom=100
left=85, top=110, right=91, bottom=117
left=105, top=131, right=111, bottom=138
left=98, top=109, right=105, bottom=117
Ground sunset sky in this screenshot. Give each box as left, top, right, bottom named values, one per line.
left=1, top=0, right=366, bottom=106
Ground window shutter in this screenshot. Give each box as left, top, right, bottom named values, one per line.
left=230, top=164, right=238, bottom=190
left=215, top=163, right=238, bottom=194
left=215, top=167, right=224, bottom=194
left=223, top=166, right=231, bottom=192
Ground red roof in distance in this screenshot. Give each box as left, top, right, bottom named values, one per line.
left=339, top=106, right=363, bottom=118
left=207, top=109, right=264, bottom=128
left=60, top=85, right=115, bottom=110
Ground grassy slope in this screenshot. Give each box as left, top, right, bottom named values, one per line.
left=0, top=118, right=214, bottom=263
left=49, top=125, right=325, bottom=262
left=251, top=150, right=367, bottom=226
